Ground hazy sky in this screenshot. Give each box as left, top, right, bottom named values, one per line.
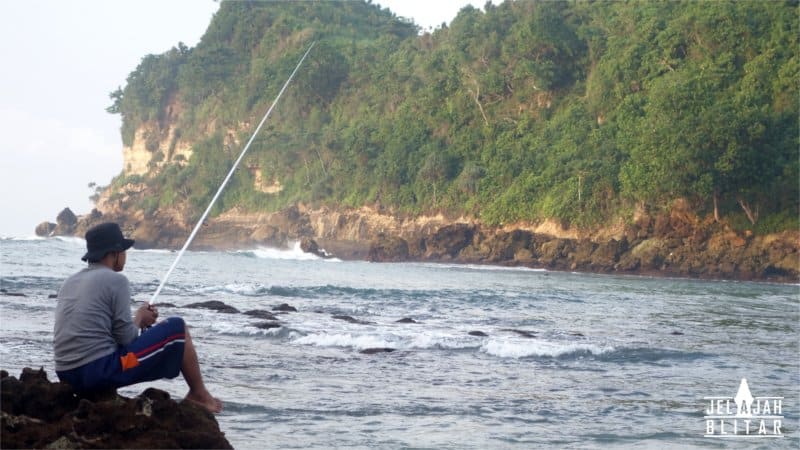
left=0, top=0, right=484, bottom=237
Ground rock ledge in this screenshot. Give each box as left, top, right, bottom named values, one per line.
left=1, top=368, right=232, bottom=449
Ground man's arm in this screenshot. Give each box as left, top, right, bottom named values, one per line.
left=110, top=276, right=138, bottom=345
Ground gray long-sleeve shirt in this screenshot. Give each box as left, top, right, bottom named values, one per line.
left=54, top=264, right=138, bottom=371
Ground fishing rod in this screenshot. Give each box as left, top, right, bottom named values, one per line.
left=149, top=41, right=316, bottom=305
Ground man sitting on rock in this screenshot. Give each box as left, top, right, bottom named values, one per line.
left=53, top=222, right=222, bottom=413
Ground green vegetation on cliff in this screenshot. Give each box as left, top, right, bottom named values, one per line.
left=107, top=0, right=799, bottom=232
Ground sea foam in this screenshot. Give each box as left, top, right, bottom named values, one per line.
left=481, top=338, right=613, bottom=359
left=235, top=241, right=340, bottom=261
left=294, top=332, right=397, bottom=350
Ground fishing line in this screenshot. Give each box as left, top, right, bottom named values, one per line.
left=149, top=41, right=316, bottom=304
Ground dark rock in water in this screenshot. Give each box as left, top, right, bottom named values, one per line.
left=34, top=221, right=55, bottom=237
left=670, top=331, right=685, bottom=335
left=501, top=329, right=537, bottom=338
left=48, top=294, right=57, bottom=299
left=396, top=318, right=418, bottom=324
left=0, top=367, right=232, bottom=449
left=360, top=348, right=396, bottom=355
left=155, top=302, right=177, bottom=308
left=570, top=332, right=585, bottom=337
left=332, top=315, right=372, bottom=325
left=272, top=303, right=298, bottom=312
left=244, top=309, right=279, bottom=320
left=52, top=208, right=78, bottom=236
left=253, top=321, right=282, bottom=330
left=468, top=331, right=489, bottom=337
left=0, top=289, right=26, bottom=297
left=300, top=237, right=332, bottom=258
left=184, top=300, right=240, bottom=314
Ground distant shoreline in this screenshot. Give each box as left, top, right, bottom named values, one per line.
left=34, top=205, right=800, bottom=284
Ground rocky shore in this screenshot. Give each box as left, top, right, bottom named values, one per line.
left=0, top=368, right=232, bottom=449
left=36, top=202, right=799, bottom=283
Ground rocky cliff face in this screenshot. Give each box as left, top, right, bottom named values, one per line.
left=38, top=198, right=800, bottom=283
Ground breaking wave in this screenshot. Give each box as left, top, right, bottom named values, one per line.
left=234, top=242, right=340, bottom=262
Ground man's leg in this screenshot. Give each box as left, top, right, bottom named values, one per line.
left=113, top=317, right=222, bottom=413
left=181, top=326, right=223, bottom=413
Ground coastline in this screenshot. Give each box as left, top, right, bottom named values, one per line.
left=35, top=204, right=800, bottom=284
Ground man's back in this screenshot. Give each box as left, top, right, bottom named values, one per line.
left=54, top=264, right=136, bottom=371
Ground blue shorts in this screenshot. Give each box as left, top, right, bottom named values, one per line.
left=57, top=317, right=186, bottom=392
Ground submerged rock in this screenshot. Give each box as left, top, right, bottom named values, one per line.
left=244, top=309, right=279, bottom=320
left=396, top=318, right=418, bottom=324
left=468, top=331, right=489, bottom=337
left=184, top=300, right=240, bottom=314
left=360, top=348, right=396, bottom=355
left=0, top=368, right=232, bottom=449
left=253, top=321, right=282, bottom=329
left=501, top=329, right=537, bottom=338
left=300, top=237, right=333, bottom=258
left=272, top=303, right=298, bottom=312
left=332, top=315, right=372, bottom=325
left=154, top=302, right=177, bottom=308
left=0, top=289, right=26, bottom=297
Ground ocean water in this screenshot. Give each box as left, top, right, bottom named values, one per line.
left=1, top=236, right=798, bottom=449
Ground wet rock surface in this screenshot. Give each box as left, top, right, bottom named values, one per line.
left=244, top=309, right=279, bottom=320
left=184, top=300, right=240, bottom=314
left=0, top=368, right=232, bottom=449
left=300, top=237, right=332, bottom=258
left=359, top=348, right=396, bottom=354
left=272, top=303, right=298, bottom=312
left=332, top=315, right=373, bottom=325
left=0, top=289, right=26, bottom=297
left=502, top=329, right=537, bottom=338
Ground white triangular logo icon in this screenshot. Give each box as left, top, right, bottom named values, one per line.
left=734, top=378, right=754, bottom=417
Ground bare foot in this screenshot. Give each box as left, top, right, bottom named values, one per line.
left=184, top=389, right=223, bottom=413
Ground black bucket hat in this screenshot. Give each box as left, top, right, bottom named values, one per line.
left=82, top=222, right=135, bottom=262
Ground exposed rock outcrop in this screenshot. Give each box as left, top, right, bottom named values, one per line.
left=184, top=301, right=240, bottom=314
left=37, top=202, right=800, bottom=283
left=0, top=367, right=232, bottom=449
left=368, top=234, right=409, bottom=262
left=34, top=222, right=55, bottom=237
left=300, top=237, right=331, bottom=258
left=51, top=208, right=78, bottom=236
left=272, top=303, right=298, bottom=312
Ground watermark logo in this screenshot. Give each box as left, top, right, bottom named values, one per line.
left=704, top=378, right=784, bottom=438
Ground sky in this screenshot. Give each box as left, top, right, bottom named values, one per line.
left=0, top=0, right=484, bottom=238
